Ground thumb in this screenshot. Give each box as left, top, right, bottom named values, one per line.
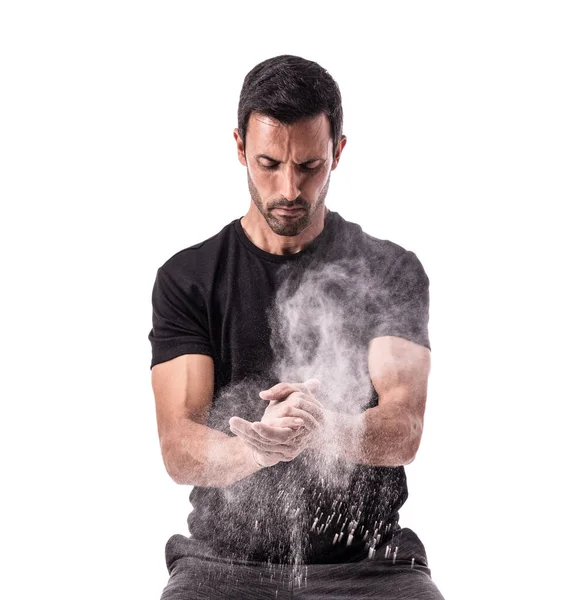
left=304, top=378, right=321, bottom=395
left=259, top=382, right=290, bottom=401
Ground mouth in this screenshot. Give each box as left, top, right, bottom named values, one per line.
left=273, top=207, right=305, bottom=216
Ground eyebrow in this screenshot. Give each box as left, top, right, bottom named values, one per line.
left=255, top=153, right=325, bottom=164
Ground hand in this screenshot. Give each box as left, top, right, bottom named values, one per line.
left=229, top=378, right=326, bottom=467
left=260, top=378, right=324, bottom=428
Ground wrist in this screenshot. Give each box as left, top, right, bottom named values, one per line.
left=233, top=435, right=266, bottom=471
left=317, top=410, right=363, bottom=456
left=241, top=440, right=266, bottom=469
left=305, top=408, right=333, bottom=452
left=251, top=448, right=266, bottom=469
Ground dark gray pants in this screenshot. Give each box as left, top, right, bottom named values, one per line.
left=160, top=528, right=445, bottom=599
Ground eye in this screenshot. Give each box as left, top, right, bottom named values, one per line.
left=301, top=162, right=321, bottom=171
left=259, top=160, right=279, bottom=171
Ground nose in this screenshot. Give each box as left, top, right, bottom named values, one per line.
left=279, top=164, right=302, bottom=203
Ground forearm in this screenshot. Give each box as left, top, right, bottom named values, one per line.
left=164, top=419, right=262, bottom=487
left=316, top=405, right=421, bottom=467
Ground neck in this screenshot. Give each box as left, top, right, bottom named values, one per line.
left=240, top=205, right=329, bottom=256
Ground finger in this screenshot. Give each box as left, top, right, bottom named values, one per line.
left=230, top=417, right=300, bottom=445
left=260, top=380, right=316, bottom=400
left=288, top=400, right=325, bottom=426
left=229, top=416, right=256, bottom=431
left=304, top=378, right=321, bottom=395
left=262, top=416, right=306, bottom=429
left=244, top=440, right=289, bottom=462
left=260, top=387, right=325, bottom=414
left=262, top=405, right=320, bottom=432
left=263, top=379, right=322, bottom=400
left=229, top=417, right=279, bottom=444
left=301, top=393, right=325, bottom=408
left=285, top=388, right=325, bottom=408
left=235, top=429, right=298, bottom=456
left=261, top=420, right=310, bottom=444
left=231, top=424, right=284, bottom=449
left=229, top=419, right=288, bottom=446
left=251, top=423, right=313, bottom=453
left=259, top=382, right=308, bottom=400
left=251, top=422, right=302, bottom=444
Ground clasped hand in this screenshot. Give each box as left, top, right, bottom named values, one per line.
left=229, top=378, right=325, bottom=467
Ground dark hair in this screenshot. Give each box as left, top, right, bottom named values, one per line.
left=237, top=55, right=343, bottom=153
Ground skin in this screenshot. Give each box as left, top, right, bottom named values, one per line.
left=230, top=337, right=430, bottom=469
left=230, top=379, right=325, bottom=467
left=229, top=113, right=348, bottom=466
left=228, top=112, right=430, bottom=469
left=234, top=112, right=346, bottom=255
left=151, top=111, right=430, bottom=486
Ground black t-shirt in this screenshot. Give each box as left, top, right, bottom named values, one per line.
left=148, top=210, right=430, bottom=564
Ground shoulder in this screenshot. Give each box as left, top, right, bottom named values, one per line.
left=331, top=212, right=420, bottom=272
left=158, top=219, right=238, bottom=278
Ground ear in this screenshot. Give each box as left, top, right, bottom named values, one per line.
left=331, top=135, right=347, bottom=171
left=233, top=128, right=247, bottom=166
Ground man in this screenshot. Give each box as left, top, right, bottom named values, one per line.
left=149, top=54, right=444, bottom=599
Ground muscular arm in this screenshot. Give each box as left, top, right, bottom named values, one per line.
left=238, top=336, right=430, bottom=467
left=152, top=354, right=263, bottom=487
left=318, top=335, right=430, bottom=466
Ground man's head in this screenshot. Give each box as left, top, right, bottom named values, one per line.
left=234, top=55, right=346, bottom=237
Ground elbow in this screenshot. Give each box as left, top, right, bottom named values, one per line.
left=160, top=434, right=182, bottom=483
left=374, top=430, right=422, bottom=467
left=401, top=445, right=418, bottom=465
left=387, top=418, right=423, bottom=466
left=367, top=416, right=423, bottom=467
left=162, top=444, right=235, bottom=488
left=166, top=459, right=189, bottom=486
left=392, top=443, right=418, bottom=466
left=402, top=419, right=424, bottom=465
left=162, top=447, right=185, bottom=484
left=161, top=441, right=203, bottom=486
left=166, top=454, right=207, bottom=486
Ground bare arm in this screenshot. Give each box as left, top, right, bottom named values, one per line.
left=152, top=353, right=263, bottom=487
left=318, top=335, right=430, bottom=466
left=246, top=336, right=430, bottom=467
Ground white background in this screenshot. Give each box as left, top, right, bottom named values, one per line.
left=1, top=2, right=582, bottom=599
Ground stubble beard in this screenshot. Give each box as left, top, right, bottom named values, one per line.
left=247, top=170, right=330, bottom=237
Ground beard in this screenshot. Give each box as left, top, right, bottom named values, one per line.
left=247, top=170, right=330, bottom=237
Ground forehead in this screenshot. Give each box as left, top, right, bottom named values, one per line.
left=246, top=112, right=332, bottom=157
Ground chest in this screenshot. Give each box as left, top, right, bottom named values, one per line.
left=206, top=259, right=281, bottom=383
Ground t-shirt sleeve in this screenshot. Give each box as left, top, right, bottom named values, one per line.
left=368, top=250, right=431, bottom=350
left=148, top=265, right=213, bottom=369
